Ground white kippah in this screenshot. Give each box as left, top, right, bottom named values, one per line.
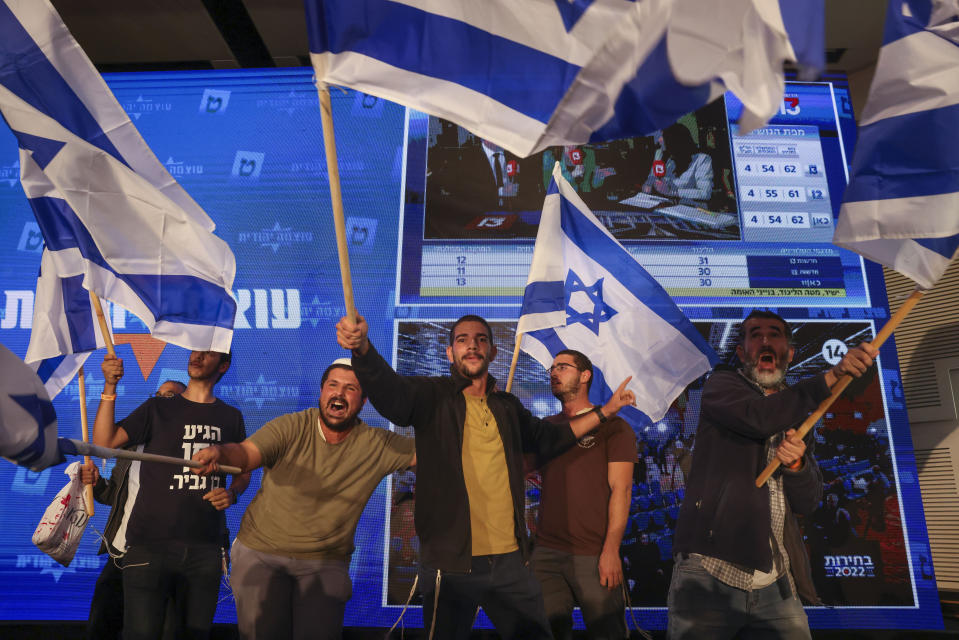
left=331, top=357, right=352, bottom=367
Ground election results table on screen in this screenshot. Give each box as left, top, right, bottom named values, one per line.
left=418, top=244, right=868, bottom=306
left=732, top=125, right=835, bottom=242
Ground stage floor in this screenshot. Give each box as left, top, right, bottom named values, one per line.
left=1, top=623, right=958, bottom=639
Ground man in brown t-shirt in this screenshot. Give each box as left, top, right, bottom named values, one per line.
left=532, top=349, right=636, bottom=639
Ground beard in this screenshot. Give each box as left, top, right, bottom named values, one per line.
left=743, top=347, right=788, bottom=390
left=453, top=353, right=488, bottom=379
left=551, top=378, right=581, bottom=404
left=319, top=398, right=359, bottom=432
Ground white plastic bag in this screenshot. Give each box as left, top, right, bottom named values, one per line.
left=32, top=461, right=89, bottom=566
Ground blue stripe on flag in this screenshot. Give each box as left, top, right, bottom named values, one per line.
left=557, top=195, right=716, bottom=362
left=13, top=131, right=66, bottom=169
left=305, top=0, right=579, bottom=125
left=588, top=36, right=711, bottom=144
left=34, top=355, right=66, bottom=384
left=917, top=233, right=959, bottom=260
left=61, top=275, right=97, bottom=351
left=843, top=102, right=959, bottom=202
left=882, top=0, right=932, bottom=46
left=0, top=4, right=127, bottom=166
left=777, top=0, right=824, bottom=76
left=520, top=280, right=565, bottom=315
left=32, top=196, right=235, bottom=329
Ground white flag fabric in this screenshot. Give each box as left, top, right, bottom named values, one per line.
left=25, top=249, right=112, bottom=398
left=518, top=163, right=718, bottom=425
left=0, top=0, right=237, bottom=353
left=305, top=0, right=823, bottom=157
left=0, top=343, right=62, bottom=471
left=833, top=0, right=959, bottom=289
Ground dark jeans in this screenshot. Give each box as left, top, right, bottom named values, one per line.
left=531, top=545, right=627, bottom=640
left=87, top=555, right=124, bottom=640
left=667, top=554, right=811, bottom=640
left=418, top=550, right=551, bottom=640
left=87, top=554, right=182, bottom=640
left=122, top=542, right=222, bottom=640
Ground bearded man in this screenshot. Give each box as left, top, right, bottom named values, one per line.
left=336, top=314, right=636, bottom=640
left=667, top=310, right=876, bottom=640
left=192, top=359, right=415, bottom=640
left=531, top=349, right=635, bottom=639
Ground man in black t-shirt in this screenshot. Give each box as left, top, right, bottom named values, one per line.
left=93, top=350, right=249, bottom=640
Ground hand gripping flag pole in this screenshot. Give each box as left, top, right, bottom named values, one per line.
left=62, top=439, right=242, bottom=476
left=755, top=289, right=924, bottom=487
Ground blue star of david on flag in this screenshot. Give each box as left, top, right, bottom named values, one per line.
left=552, top=0, right=597, bottom=32
left=565, top=269, right=616, bottom=335
left=518, top=164, right=718, bottom=427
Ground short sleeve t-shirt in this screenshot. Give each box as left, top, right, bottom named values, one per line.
left=536, top=414, right=637, bottom=555
left=239, top=408, right=415, bottom=560
left=120, top=394, right=246, bottom=546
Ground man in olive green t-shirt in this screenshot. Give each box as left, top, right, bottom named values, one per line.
left=192, top=360, right=415, bottom=640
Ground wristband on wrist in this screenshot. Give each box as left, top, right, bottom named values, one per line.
left=786, top=458, right=802, bottom=470
left=100, top=393, right=117, bottom=401
left=592, top=405, right=608, bottom=423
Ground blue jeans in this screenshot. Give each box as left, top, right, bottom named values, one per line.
left=418, top=550, right=552, bottom=640
left=531, top=545, right=627, bottom=640
left=122, top=542, right=222, bottom=640
left=667, top=554, right=811, bottom=640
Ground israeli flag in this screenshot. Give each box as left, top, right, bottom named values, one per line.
left=0, top=0, right=237, bottom=353
left=518, top=163, right=718, bottom=426
left=833, top=0, right=959, bottom=290
left=0, top=343, right=61, bottom=471
left=306, top=0, right=823, bottom=157
left=25, top=249, right=111, bottom=399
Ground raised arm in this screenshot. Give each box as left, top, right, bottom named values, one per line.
left=567, top=376, right=636, bottom=439
left=337, top=314, right=433, bottom=428
left=92, top=354, right=130, bottom=449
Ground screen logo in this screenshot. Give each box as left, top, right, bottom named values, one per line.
left=0, top=159, right=18, bottom=187
left=231, top=151, right=265, bottom=180
left=824, top=554, right=876, bottom=578
left=199, top=89, right=231, bottom=114
left=17, top=222, right=44, bottom=253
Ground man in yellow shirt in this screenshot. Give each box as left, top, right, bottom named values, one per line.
left=337, top=314, right=635, bottom=639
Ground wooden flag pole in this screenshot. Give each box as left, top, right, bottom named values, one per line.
left=77, top=366, right=94, bottom=517
left=755, top=289, right=925, bottom=487
left=505, top=332, right=523, bottom=394
left=316, top=83, right=357, bottom=323
left=89, top=292, right=116, bottom=357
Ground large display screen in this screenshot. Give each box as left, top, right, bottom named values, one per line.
left=0, top=68, right=942, bottom=631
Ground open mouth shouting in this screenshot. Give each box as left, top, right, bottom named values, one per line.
left=326, top=396, right=349, bottom=418
left=756, top=349, right=777, bottom=370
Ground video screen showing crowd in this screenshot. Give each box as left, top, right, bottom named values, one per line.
left=424, top=99, right=738, bottom=241
left=385, top=317, right=911, bottom=620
